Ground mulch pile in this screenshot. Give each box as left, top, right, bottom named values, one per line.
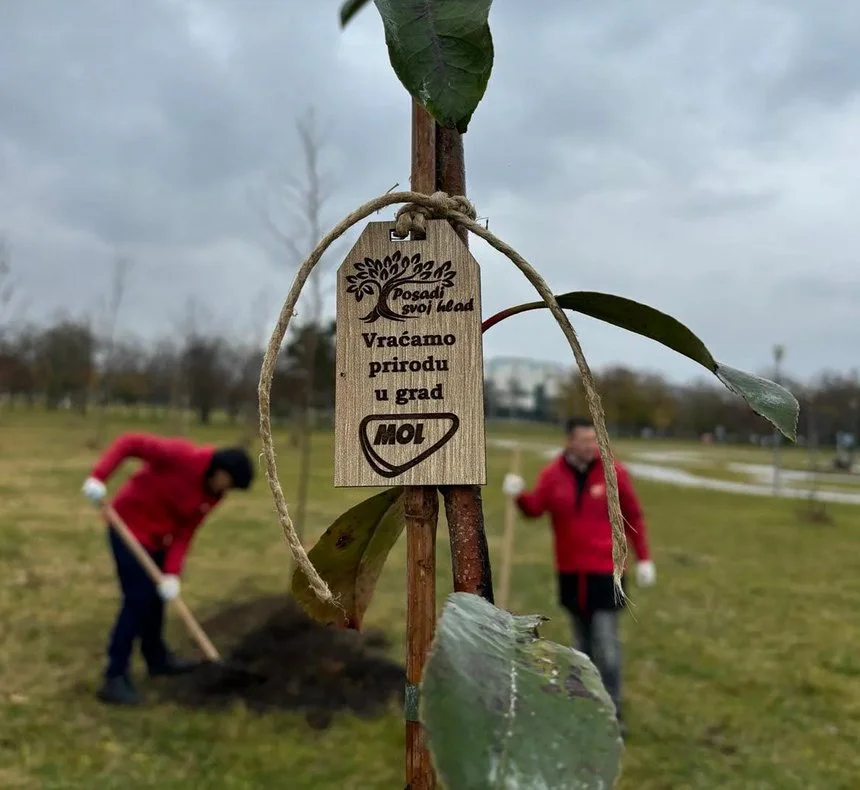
left=158, top=595, right=405, bottom=729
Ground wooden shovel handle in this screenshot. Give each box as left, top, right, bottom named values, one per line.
left=102, top=504, right=221, bottom=662
left=497, top=445, right=521, bottom=611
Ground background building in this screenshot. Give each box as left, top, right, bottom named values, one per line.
left=483, top=356, right=568, bottom=422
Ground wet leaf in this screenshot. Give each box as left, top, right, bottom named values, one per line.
left=482, top=290, right=799, bottom=440
left=339, top=0, right=372, bottom=27
left=715, top=364, right=798, bottom=439
left=372, top=0, right=495, bottom=132
left=291, top=487, right=405, bottom=629
left=422, top=593, right=623, bottom=789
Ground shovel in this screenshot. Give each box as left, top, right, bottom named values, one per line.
left=497, top=443, right=521, bottom=611
left=102, top=504, right=265, bottom=684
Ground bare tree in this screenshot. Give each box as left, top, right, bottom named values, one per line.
left=2, top=328, right=38, bottom=408
left=799, top=389, right=832, bottom=524
left=0, top=238, right=15, bottom=416
left=0, top=238, right=14, bottom=332
left=168, top=297, right=205, bottom=434
left=143, top=338, right=182, bottom=417
left=34, top=316, right=95, bottom=412
left=233, top=286, right=273, bottom=449
left=184, top=334, right=228, bottom=425
left=172, top=297, right=232, bottom=428
left=258, top=107, right=339, bottom=545
left=0, top=237, right=31, bottom=350
left=89, top=255, right=132, bottom=446
left=107, top=338, right=150, bottom=407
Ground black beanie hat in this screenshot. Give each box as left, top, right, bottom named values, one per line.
left=207, top=447, right=254, bottom=490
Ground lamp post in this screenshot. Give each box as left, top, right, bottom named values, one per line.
left=850, top=397, right=858, bottom=472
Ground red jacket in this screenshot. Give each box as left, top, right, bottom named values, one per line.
left=91, top=433, right=221, bottom=576
left=515, top=454, right=650, bottom=574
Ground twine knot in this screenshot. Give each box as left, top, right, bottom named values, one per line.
left=394, top=191, right=477, bottom=238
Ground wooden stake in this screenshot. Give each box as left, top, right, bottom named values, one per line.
left=405, top=486, right=438, bottom=790
left=413, top=101, right=437, bottom=202
left=405, top=98, right=438, bottom=790
left=497, top=444, right=521, bottom=610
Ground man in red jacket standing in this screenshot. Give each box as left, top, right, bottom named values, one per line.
left=80, top=432, right=254, bottom=706
left=502, top=417, right=655, bottom=731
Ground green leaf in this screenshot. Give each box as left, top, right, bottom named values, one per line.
left=422, top=593, right=623, bottom=789
left=291, top=487, right=405, bottom=629
left=339, top=0, right=371, bottom=27
left=372, top=0, right=495, bottom=132
left=714, top=364, right=798, bottom=440
left=482, top=290, right=799, bottom=441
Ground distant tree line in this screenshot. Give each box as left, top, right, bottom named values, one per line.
left=0, top=315, right=336, bottom=428
left=486, top=365, right=859, bottom=447
left=1, top=313, right=857, bottom=447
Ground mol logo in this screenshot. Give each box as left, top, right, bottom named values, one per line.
left=372, top=422, right=427, bottom=446
left=359, top=413, right=459, bottom=478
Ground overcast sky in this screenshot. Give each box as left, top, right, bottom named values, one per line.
left=2, top=0, right=858, bottom=383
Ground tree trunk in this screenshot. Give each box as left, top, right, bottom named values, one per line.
left=294, top=325, right=320, bottom=547
left=436, top=126, right=495, bottom=603
left=404, top=98, right=439, bottom=790
left=404, top=484, right=438, bottom=790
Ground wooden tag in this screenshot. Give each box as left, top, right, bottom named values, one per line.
left=334, top=220, right=486, bottom=487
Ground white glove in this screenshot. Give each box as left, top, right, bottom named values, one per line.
left=636, top=560, right=656, bottom=588
left=81, top=476, right=107, bottom=505
left=157, top=575, right=181, bottom=601
left=502, top=473, right=525, bottom=497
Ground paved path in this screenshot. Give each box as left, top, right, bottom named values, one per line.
left=489, top=439, right=860, bottom=506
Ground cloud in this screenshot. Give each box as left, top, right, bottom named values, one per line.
left=1, top=0, right=859, bottom=383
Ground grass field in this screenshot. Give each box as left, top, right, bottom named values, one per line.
left=2, top=413, right=860, bottom=789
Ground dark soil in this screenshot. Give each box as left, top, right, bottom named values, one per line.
left=158, top=595, right=405, bottom=729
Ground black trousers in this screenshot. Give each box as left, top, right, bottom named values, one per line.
left=105, top=527, right=170, bottom=678
left=558, top=572, right=626, bottom=716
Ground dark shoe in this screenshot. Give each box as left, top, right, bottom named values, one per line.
left=148, top=654, right=201, bottom=677
left=97, top=674, right=140, bottom=706
left=616, top=707, right=627, bottom=740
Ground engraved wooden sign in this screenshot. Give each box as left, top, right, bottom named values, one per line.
left=334, top=220, right=486, bottom=487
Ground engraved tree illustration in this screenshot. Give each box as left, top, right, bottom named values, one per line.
left=345, top=250, right=456, bottom=323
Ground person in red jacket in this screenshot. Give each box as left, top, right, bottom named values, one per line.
left=502, top=417, right=655, bottom=731
left=80, top=432, right=254, bottom=706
